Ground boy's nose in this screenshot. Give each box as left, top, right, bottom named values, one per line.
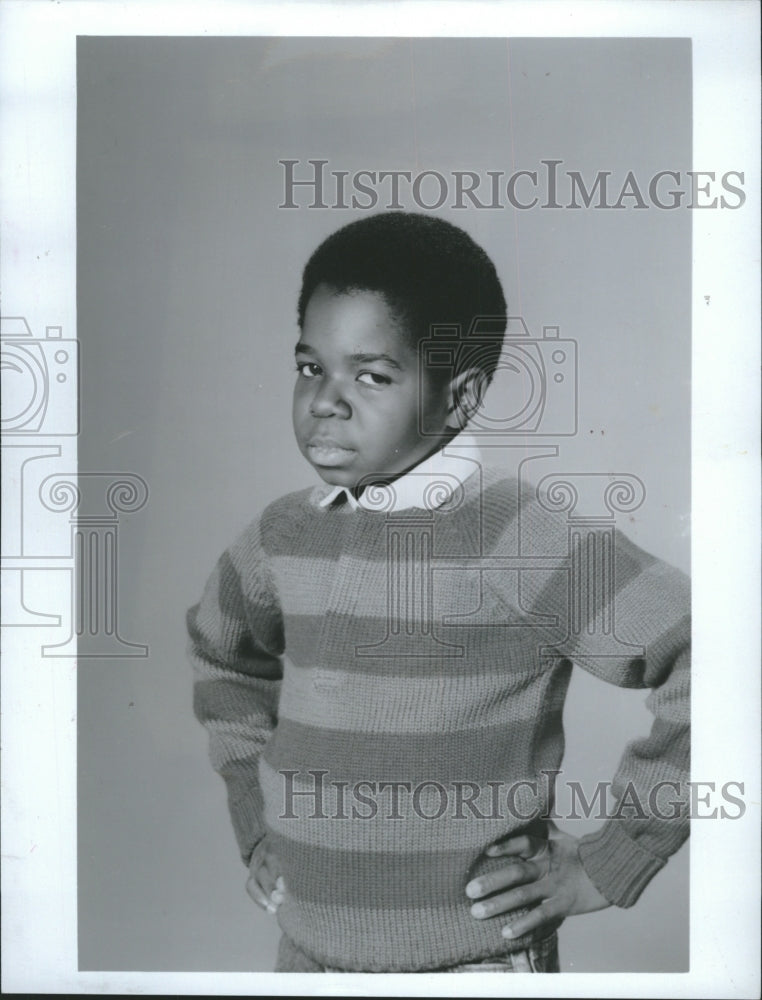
left=309, top=382, right=351, bottom=418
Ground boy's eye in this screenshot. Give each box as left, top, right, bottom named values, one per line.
left=357, top=371, right=391, bottom=386
left=296, top=361, right=321, bottom=378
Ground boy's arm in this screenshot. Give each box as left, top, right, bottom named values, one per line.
left=559, top=528, right=691, bottom=908
left=467, top=525, right=689, bottom=938
left=186, top=521, right=284, bottom=866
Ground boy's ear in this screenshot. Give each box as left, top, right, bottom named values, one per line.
left=446, top=368, right=487, bottom=430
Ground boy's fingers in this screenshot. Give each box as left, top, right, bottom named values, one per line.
left=271, top=875, right=286, bottom=903
left=260, top=854, right=280, bottom=891
left=246, top=871, right=277, bottom=914
left=246, top=842, right=282, bottom=913
left=251, top=858, right=276, bottom=895
left=249, top=841, right=281, bottom=891
left=470, top=880, right=547, bottom=919
left=465, top=859, right=543, bottom=899
left=485, top=834, right=546, bottom=859
left=248, top=840, right=268, bottom=874
left=501, top=896, right=564, bottom=940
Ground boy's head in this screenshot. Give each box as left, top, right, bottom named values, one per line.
left=292, top=212, right=507, bottom=491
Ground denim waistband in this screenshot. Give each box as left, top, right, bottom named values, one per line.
left=276, top=930, right=560, bottom=973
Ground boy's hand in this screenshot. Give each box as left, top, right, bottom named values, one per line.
left=245, top=838, right=285, bottom=915
left=465, top=822, right=610, bottom=939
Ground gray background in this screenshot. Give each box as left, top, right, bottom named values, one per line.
left=77, top=37, right=690, bottom=971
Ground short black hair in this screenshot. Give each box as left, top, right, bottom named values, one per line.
left=298, top=212, right=507, bottom=386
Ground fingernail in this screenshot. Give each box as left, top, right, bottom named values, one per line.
left=471, top=903, right=486, bottom=918
left=266, top=902, right=277, bottom=915
left=485, top=845, right=500, bottom=856
left=465, top=880, right=481, bottom=898
left=275, top=876, right=285, bottom=890
left=502, top=926, right=514, bottom=938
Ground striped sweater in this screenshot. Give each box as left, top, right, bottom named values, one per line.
left=187, top=464, right=690, bottom=972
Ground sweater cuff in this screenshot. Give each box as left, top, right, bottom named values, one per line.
left=229, top=787, right=267, bottom=866
left=577, top=821, right=666, bottom=908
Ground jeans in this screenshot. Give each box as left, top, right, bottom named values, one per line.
left=275, top=931, right=560, bottom=973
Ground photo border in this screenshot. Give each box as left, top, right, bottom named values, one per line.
left=1, top=2, right=759, bottom=996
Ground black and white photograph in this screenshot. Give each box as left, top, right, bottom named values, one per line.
left=1, top=2, right=759, bottom=996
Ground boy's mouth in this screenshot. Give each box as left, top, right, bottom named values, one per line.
left=306, top=437, right=356, bottom=467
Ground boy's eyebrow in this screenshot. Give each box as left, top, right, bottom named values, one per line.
left=294, top=342, right=403, bottom=370
left=348, top=351, right=403, bottom=370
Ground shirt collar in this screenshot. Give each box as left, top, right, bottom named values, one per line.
left=317, top=432, right=482, bottom=512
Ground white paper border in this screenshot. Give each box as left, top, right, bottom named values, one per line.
left=1, top=1, right=759, bottom=996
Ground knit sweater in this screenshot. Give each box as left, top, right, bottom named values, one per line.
left=187, top=464, right=690, bottom=972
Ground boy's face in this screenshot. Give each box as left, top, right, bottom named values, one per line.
left=293, top=284, right=456, bottom=490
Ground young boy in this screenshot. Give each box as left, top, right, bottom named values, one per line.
left=187, top=212, right=690, bottom=973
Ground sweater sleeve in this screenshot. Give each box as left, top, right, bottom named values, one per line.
left=561, top=528, right=691, bottom=908
left=186, top=519, right=285, bottom=865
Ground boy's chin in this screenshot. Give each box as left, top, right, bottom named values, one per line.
left=311, top=466, right=359, bottom=488
left=311, top=464, right=395, bottom=492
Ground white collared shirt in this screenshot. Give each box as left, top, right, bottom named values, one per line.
left=317, top=432, right=482, bottom=512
